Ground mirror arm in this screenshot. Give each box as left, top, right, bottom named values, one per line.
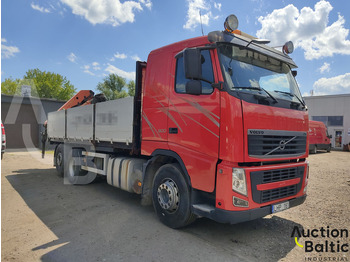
left=211, top=81, right=224, bottom=90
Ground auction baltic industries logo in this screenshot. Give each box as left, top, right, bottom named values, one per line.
left=291, top=226, right=349, bottom=261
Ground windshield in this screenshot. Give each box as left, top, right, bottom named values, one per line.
left=217, top=43, right=304, bottom=106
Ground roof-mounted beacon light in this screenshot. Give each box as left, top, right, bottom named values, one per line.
left=224, top=14, right=239, bottom=33
left=283, top=41, right=294, bottom=54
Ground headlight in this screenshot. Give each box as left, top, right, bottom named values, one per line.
left=232, top=168, right=247, bottom=196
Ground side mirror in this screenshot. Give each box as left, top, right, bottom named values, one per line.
left=184, top=48, right=202, bottom=79
left=186, top=80, right=202, bottom=95
left=292, top=70, right=297, bottom=77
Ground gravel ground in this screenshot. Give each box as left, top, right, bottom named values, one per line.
left=1, top=150, right=349, bottom=262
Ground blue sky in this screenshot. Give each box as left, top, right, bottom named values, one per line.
left=2, top=0, right=350, bottom=97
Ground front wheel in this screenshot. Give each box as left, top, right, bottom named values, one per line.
left=152, top=164, right=196, bottom=228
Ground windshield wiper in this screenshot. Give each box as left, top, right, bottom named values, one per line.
left=237, top=87, right=278, bottom=104
left=274, top=90, right=306, bottom=108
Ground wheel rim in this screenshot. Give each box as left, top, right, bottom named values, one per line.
left=56, top=152, right=63, bottom=167
left=157, top=178, right=180, bottom=213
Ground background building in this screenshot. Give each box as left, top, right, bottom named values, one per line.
left=1, top=94, right=65, bottom=149
left=304, top=94, right=350, bottom=149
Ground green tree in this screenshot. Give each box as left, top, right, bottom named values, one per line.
left=127, top=80, right=135, bottom=97
left=23, top=69, right=76, bottom=100
left=97, top=74, right=135, bottom=100
left=1, top=77, right=21, bottom=95
left=1, top=69, right=76, bottom=100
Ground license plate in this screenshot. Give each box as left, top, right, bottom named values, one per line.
left=272, top=201, right=290, bottom=213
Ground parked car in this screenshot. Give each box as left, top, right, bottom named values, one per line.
left=309, top=120, right=331, bottom=154
left=1, top=121, right=6, bottom=159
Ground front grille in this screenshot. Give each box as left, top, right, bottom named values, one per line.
left=262, top=168, right=297, bottom=183
left=261, top=185, right=297, bottom=202
left=248, top=130, right=307, bottom=158
left=251, top=166, right=304, bottom=204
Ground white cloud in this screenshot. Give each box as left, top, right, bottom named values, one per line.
left=60, top=0, right=151, bottom=26
left=1, top=39, right=20, bottom=59
left=67, top=52, right=77, bottom=63
left=105, top=64, right=135, bottom=80
left=214, top=2, right=221, bottom=11
left=92, top=62, right=101, bottom=70
left=31, top=3, right=51, bottom=13
left=319, top=62, right=330, bottom=74
left=114, top=52, right=127, bottom=59
left=139, top=0, right=152, bottom=10
left=131, top=55, right=141, bottom=61
left=312, top=73, right=350, bottom=95
left=256, top=0, right=350, bottom=60
left=82, top=65, right=95, bottom=76
left=183, top=0, right=213, bottom=30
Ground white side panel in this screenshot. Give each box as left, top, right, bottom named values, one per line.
left=95, top=97, right=134, bottom=144
left=66, top=104, right=94, bottom=140
left=48, top=110, right=65, bottom=139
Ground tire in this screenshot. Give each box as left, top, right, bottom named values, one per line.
left=64, top=145, right=96, bottom=185
left=55, top=144, right=64, bottom=177
left=327, top=145, right=331, bottom=152
left=152, top=163, right=196, bottom=229
left=311, top=146, right=317, bottom=154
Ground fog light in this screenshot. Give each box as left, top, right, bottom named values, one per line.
left=224, top=14, right=239, bottom=33
left=232, top=168, right=247, bottom=196
left=233, top=197, right=249, bottom=207
left=283, top=41, right=294, bottom=54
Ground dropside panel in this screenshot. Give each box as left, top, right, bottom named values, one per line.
left=95, top=97, right=134, bottom=144
left=66, top=104, right=94, bottom=140
left=47, top=110, right=66, bottom=139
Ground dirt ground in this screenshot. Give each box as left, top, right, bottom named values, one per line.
left=1, top=150, right=350, bottom=262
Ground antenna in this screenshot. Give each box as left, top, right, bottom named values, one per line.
left=199, top=10, right=204, bottom=36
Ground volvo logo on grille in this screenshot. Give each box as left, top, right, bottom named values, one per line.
left=265, top=136, right=297, bottom=155
left=279, top=140, right=287, bottom=150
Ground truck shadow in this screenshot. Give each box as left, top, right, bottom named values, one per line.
left=6, top=168, right=302, bottom=262
left=184, top=216, right=302, bottom=261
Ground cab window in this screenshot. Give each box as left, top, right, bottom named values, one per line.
left=175, top=50, right=214, bottom=94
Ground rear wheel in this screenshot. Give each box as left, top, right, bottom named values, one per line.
left=55, top=144, right=64, bottom=177
left=64, top=146, right=96, bottom=185
left=312, top=146, right=317, bottom=154
left=327, top=145, right=331, bottom=152
left=152, top=164, right=196, bottom=228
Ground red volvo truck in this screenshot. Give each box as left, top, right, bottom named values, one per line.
left=46, top=15, right=309, bottom=228
left=309, top=120, right=331, bottom=154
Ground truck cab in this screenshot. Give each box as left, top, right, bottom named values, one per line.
left=140, top=16, right=308, bottom=226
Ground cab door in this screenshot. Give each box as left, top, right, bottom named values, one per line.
left=168, top=49, right=220, bottom=192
